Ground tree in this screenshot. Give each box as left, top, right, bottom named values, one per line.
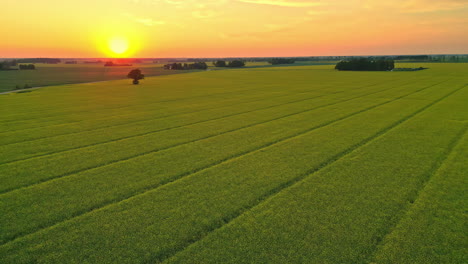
left=127, top=69, right=144, bottom=84
left=163, top=62, right=208, bottom=70
left=213, top=60, right=226, bottom=67
left=268, top=58, right=295, bottom=65
left=335, top=58, right=394, bottom=71
left=19, top=64, right=35, bottom=70
left=227, top=60, right=245, bottom=67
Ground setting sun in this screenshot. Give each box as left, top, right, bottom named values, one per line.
left=109, top=37, right=129, bottom=56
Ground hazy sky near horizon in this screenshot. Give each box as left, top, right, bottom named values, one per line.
left=1, top=0, right=467, bottom=58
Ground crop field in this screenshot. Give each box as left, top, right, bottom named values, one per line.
left=0, top=63, right=185, bottom=93
left=0, top=61, right=336, bottom=93
left=0, top=63, right=467, bottom=263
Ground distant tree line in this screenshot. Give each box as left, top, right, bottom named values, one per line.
left=213, top=60, right=226, bottom=67
left=164, top=62, right=208, bottom=70
left=19, top=64, right=36, bottom=70
left=116, top=58, right=142, bottom=64
left=16, top=58, right=60, bottom=64
left=84, top=60, right=103, bottom=64
left=335, top=58, right=395, bottom=71
left=0, top=60, right=18, bottom=70
left=212, top=60, right=246, bottom=68
left=104, top=61, right=132, bottom=67
left=268, top=58, right=295, bottom=65
left=394, top=55, right=429, bottom=61
left=65, top=61, right=77, bottom=64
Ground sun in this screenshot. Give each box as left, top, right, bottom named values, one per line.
left=108, top=37, right=129, bottom=56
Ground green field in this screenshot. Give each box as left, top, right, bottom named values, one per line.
left=0, top=61, right=336, bottom=93
left=0, top=63, right=466, bottom=263
left=0, top=63, right=188, bottom=93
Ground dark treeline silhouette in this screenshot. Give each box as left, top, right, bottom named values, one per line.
left=212, top=60, right=245, bottom=68
left=227, top=60, right=245, bottom=67
left=213, top=60, right=227, bottom=67
left=19, top=64, right=36, bottom=70
left=65, top=61, right=77, bottom=64
left=116, top=58, right=142, bottom=64
left=16, top=58, right=60, bottom=64
left=104, top=61, right=132, bottom=67
left=164, top=62, right=208, bottom=70
left=394, top=55, right=429, bottom=61
left=84, top=60, right=103, bottom=64
left=335, top=58, right=395, bottom=71
left=268, top=58, right=295, bottom=65
left=0, top=60, right=18, bottom=70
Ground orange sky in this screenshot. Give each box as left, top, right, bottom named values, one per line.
left=1, top=0, right=467, bottom=58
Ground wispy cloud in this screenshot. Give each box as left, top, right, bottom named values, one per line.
left=307, top=9, right=328, bottom=15
left=192, top=9, right=219, bottom=19
left=364, top=0, right=468, bottom=13
left=237, top=0, right=322, bottom=7
left=123, top=13, right=165, bottom=26
left=135, top=18, right=165, bottom=26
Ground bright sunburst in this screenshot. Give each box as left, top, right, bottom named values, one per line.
left=108, top=37, right=129, bottom=56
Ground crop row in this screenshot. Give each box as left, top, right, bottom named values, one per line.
left=0, top=79, right=375, bottom=134
left=0, top=77, right=426, bottom=162
left=0, top=80, right=462, bottom=261
left=0, top=78, right=447, bottom=194
left=0, top=69, right=412, bottom=135
left=373, top=129, right=467, bottom=264
left=0, top=68, right=369, bottom=123
left=163, top=86, right=467, bottom=264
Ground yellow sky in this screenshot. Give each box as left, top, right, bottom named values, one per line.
left=1, top=0, right=467, bottom=57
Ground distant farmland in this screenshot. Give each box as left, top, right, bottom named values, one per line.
left=0, top=63, right=466, bottom=263
left=0, top=63, right=186, bottom=92
left=0, top=61, right=336, bottom=93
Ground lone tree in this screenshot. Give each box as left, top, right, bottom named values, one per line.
left=127, top=69, right=144, bottom=84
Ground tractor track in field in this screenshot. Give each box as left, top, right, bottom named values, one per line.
left=0, top=79, right=432, bottom=195
left=0, top=83, right=323, bottom=129
left=0, top=79, right=427, bottom=164
left=0, top=88, right=342, bottom=147
left=0, top=79, right=456, bottom=247
left=158, top=83, right=467, bottom=264
left=0, top=79, right=382, bottom=135
left=2, top=77, right=423, bottom=146
left=0, top=75, right=425, bottom=134
left=0, top=74, right=377, bottom=125
left=367, top=122, right=468, bottom=263
left=0, top=80, right=404, bottom=164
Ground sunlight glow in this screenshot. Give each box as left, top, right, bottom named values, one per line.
left=1, top=0, right=467, bottom=57
left=109, top=37, right=129, bottom=56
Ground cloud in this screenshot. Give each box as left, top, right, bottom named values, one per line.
left=135, top=0, right=227, bottom=6
left=237, top=0, right=322, bottom=7
left=135, top=18, right=166, bottom=26
left=307, top=9, right=328, bottom=15
left=403, top=0, right=468, bottom=13
left=123, top=13, right=166, bottom=26
left=364, top=0, right=468, bottom=13
left=163, top=0, right=184, bottom=5
left=192, top=9, right=219, bottom=18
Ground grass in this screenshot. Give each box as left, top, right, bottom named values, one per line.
left=0, top=63, right=189, bottom=93
left=372, top=129, right=468, bottom=264
left=0, top=61, right=333, bottom=93
left=0, top=63, right=466, bottom=263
